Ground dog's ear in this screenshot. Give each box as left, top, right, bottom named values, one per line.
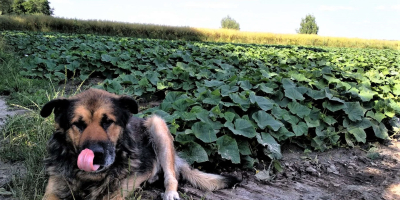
left=40, top=99, right=71, bottom=118
left=117, top=96, right=139, bottom=114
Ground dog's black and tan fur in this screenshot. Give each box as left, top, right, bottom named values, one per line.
left=40, top=88, right=240, bottom=200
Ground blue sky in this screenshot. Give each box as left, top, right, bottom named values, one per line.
left=50, top=0, right=400, bottom=40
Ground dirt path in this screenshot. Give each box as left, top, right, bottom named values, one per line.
left=0, top=97, right=26, bottom=128
left=1, top=96, right=400, bottom=200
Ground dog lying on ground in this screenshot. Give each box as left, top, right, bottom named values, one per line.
left=40, top=88, right=240, bottom=200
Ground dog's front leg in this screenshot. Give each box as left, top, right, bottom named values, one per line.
left=42, top=193, right=60, bottom=200
left=42, top=176, right=61, bottom=200
left=144, top=115, right=180, bottom=200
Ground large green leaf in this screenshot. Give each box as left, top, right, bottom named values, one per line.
left=284, top=88, right=305, bottom=101
left=256, top=132, right=282, bottom=159
left=225, top=119, right=257, bottom=138
left=371, top=121, right=389, bottom=139
left=271, top=106, right=290, bottom=119
left=323, top=75, right=340, bottom=84
left=343, top=102, right=366, bottom=121
left=237, top=140, right=252, bottom=155
left=164, top=91, right=186, bottom=104
left=304, top=116, right=320, bottom=127
left=358, top=88, right=377, bottom=102
left=343, top=118, right=372, bottom=130
left=366, top=111, right=386, bottom=123
left=172, top=98, right=194, bottom=112
left=250, top=94, right=275, bottom=111
left=282, top=113, right=300, bottom=125
left=223, top=112, right=236, bottom=123
left=322, top=115, right=338, bottom=125
left=292, top=122, right=308, bottom=136
left=282, top=78, right=297, bottom=89
left=322, top=101, right=346, bottom=112
left=204, top=80, right=224, bottom=87
left=252, top=111, right=284, bottom=131
left=216, top=135, right=240, bottom=164
left=191, top=122, right=217, bottom=143
left=348, top=128, right=366, bottom=143
left=239, top=80, right=253, bottom=91
left=179, top=142, right=209, bottom=164
left=202, top=90, right=222, bottom=105
left=271, top=127, right=295, bottom=141
left=307, top=89, right=326, bottom=100
left=195, top=110, right=224, bottom=130
left=258, top=83, right=274, bottom=94
left=288, top=101, right=311, bottom=118
left=229, top=93, right=251, bottom=111
left=175, top=131, right=196, bottom=144
left=393, top=84, right=400, bottom=96
left=220, top=85, right=239, bottom=96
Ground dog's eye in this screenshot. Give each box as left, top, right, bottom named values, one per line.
left=101, top=119, right=114, bottom=130
left=72, top=121, right=86, bottom=132
left=101, top=115, right=114, bottom=131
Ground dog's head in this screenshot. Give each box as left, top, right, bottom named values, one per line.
left=40, top=88, right=138, bottom=173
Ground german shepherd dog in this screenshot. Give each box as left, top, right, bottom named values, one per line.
left=40, top=88, right=240, bottom=200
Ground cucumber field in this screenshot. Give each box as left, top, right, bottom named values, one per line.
left=1, top=30, right=400, bottom=199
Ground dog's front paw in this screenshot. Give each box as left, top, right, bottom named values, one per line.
left=162, top=191, right=180, bottom=200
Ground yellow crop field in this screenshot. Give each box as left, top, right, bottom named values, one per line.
left=0, top=15, right=398, bottom=50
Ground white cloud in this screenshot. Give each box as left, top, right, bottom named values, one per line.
left=184, top=2, right=237, bottom=9
left=391, top=4, right=400, bottom=10
left=128, top=11, right=186, bottom=27
left=50, top=0, right=73, bottom=5
left=319, top=5, right=354, bottom=11
left=375, top=4, right=400, bottom=11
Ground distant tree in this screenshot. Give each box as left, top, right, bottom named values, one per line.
left=221, top=15, right=240, bottom=30
left=12, top=0, right=25, bottom=14
left=0, top=0, right=53, bottom=15
left=0, top=0, right=13, bottom=14
left=23, top=0, right=53, bottom=15
left=296, top=14, right=319, bottom=34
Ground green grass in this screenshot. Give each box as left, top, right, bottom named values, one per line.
left=0, top=112, right=52, bottom=200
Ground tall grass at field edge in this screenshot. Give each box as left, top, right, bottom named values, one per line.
left=0, top=15, right=398, bottom=50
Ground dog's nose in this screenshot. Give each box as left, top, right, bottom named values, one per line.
left=85, top=143, right=105, bottom=165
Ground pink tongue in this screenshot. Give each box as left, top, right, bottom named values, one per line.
left=77, top=149, right=100, bottom=172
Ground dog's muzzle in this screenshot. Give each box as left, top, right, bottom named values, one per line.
left=78, top=141, right=115, bottom=172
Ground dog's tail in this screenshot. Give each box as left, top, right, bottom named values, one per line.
left=175, top=156, right=241, bottom=191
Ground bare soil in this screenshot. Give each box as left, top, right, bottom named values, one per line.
left=136, top=140, right=400, bottom=200
left=1, top=96, right=400, bottom=200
